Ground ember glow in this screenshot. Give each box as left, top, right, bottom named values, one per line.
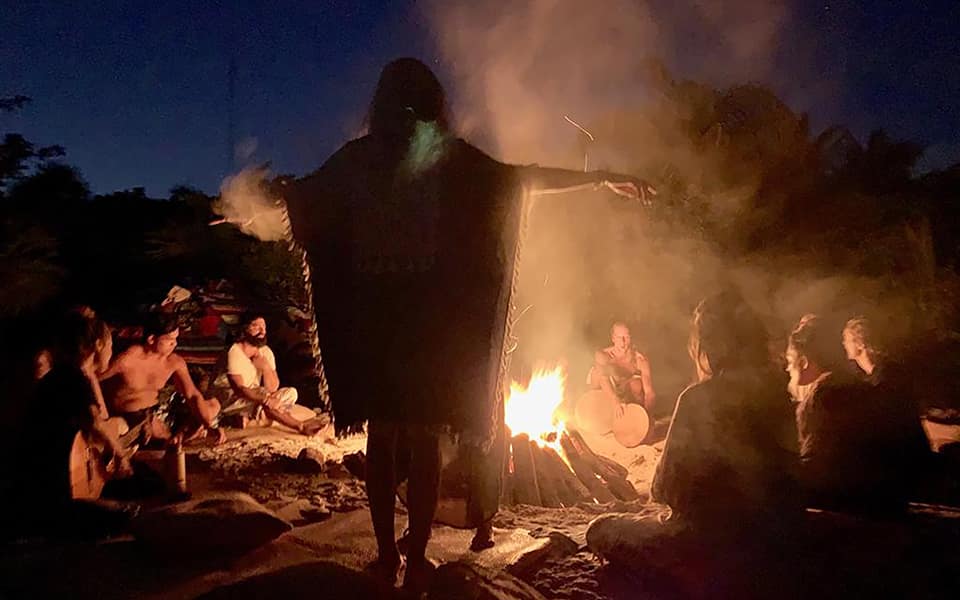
left=504, top=365, right=567, bottom=447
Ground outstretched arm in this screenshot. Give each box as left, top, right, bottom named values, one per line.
left=519, top=165, right=655, bottom=203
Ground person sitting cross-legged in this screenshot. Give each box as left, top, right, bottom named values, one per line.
left=223, top=313, right=327, bottom=436
left=586, top=291, right=802, bottom=595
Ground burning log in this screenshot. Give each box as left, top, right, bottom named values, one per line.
left=501, top=365, right=640, bottom=508
left=528, top=442, right=563, bottom=508
left=535, top=443, right=591, bottom=506
left=510, top=434, right=542, bottom=506
left=562, top=430, right=639, bottom=501
left=558, top=432, right=616, bottom=503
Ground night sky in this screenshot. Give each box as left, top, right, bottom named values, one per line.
left=2, top=0, right=958, bottom=196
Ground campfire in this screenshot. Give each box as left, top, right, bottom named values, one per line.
left=502, top=366, right=639, bottom=507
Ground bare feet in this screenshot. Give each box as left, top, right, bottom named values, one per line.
left=209, top=427, right=227, bottom=445
left=470, top=522, right=495, bottom=551
left=299, top=418, right=327, bottom=436
left=365, top=553, right=403, bottom=586
left=402, top=557, right=437, bottom=595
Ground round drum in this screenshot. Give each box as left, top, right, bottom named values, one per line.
left=575, top=390, right=650, bottom=447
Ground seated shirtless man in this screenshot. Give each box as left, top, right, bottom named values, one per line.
left=589, top=321, right=656, bottom=412
left=99, top=315, right=225, bottom=445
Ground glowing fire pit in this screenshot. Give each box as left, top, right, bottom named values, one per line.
left=503, top=366, right=639, bottom=507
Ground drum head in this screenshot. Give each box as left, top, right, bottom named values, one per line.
left=575, top=390, right=616, bottom=435
left=612, top=404, right=650, bottom=448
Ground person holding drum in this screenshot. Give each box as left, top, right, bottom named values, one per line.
left=576, top=322, right=656, bottom=446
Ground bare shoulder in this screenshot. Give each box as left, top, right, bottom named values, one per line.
left=166, top=353, right=189, bottom=372
left=635, top=352, right=651, bottom=365
left=595, top=348, right=613, bottom=364
left=116, top=344, right=146, bottom=363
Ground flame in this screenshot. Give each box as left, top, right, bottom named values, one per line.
left=504, top=365, right=566, bottom=447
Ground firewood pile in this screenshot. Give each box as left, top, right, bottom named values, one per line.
left=502, top=429, right=639, bottom=507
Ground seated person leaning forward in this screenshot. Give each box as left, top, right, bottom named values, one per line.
left=576, top=321, right=656, bottom=444
left=788, top=314, right=928, bottom=514
left=99, top=315, right=225, bottom=445
left=586, top=292, right=802, bottom=585
left=222, top=313, right=326, bottom=436
left=16, top=311, right=137, bottom=537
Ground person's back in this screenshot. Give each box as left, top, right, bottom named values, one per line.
left=654, top=367, right=801, bottom=533
left=25, top=365, right=99, bottom=504
left=798, top=369, right=926, bottom=512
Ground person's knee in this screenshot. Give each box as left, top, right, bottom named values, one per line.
left=280, top=387, right=298, bottom=405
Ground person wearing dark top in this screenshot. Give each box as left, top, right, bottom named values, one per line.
left=287, top=58, right=651, bottom=591
left=586, top=291, right=801, bottom=577
left=16, top=311, right=134, bottom=538
left=789, top=314, right=926, bottom=513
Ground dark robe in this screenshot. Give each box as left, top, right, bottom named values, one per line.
left=288, top=135, right=523, bottom=440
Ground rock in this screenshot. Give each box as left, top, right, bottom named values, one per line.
left=505, top=532, right=579, bottom=579
left=342, top=450, right=366, bottom=479
left=323, top=460, right=354, bottom=479
left=429, top=562, right=547, bottom=600
left=267, top=498, right=332, bottom=526
left=297, top=448, right=326, bottom=473
left=197, top=561, right=403, bottom=599
left=131, top=492, right=293, bottom=555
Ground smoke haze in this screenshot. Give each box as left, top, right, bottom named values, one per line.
left=425, top=0, right=927, bottom=408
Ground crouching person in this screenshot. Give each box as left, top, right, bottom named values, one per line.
left=224, top=313, right=326, bottom=436
left=586, top=291, right=803, bottom=594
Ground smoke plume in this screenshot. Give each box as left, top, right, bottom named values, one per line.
left=215, top=166, right=288, bottom=242
left=425, top=0, right=927, bottom=406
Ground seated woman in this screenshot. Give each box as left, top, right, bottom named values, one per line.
left=586, top=291, right=802, bottom=583
left=14, top=310, right=137, bottom=538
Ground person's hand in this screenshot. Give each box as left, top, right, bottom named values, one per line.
left=601, top=179, right=657, bottom=205
left=263, top=391, right=282, bottom=410
left=108, top=452, right=134, bottom=478
left=210, top=426, right=227, bottom=445
left=615, top=402, right=626, bottom=420
left=251, top=353, right=270, bottom=371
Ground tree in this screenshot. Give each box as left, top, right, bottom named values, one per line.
left=0, top=96, right=66, bottom=196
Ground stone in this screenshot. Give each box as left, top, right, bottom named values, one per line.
left=131, top=492, right=293, bottom=555
left=267, top=498, right=332, bottom=526
left=296, top=447, right=326, bottom=473
left=323, top=460, right=354, bottom=479
left=505, top=532, right=579, bottom=579
left=342, top=450, right=366, bottom=479
left=429, top=562, right=547, bottom=600
left=197, top=561, right=403, bottom=599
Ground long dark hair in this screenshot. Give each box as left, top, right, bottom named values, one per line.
left=367, top=58, right=450, bottom=146
left=689, top=290, right=770, bottom=381
left=51, top=311, right=110, bottom=367
left=788, top=313, right=849, bottom=374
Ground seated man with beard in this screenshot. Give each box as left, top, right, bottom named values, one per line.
left=788, top=314, right=927, bottom=513
left=223, top=313, right=327, bottom=436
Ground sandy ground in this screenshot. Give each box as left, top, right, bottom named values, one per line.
left=5, top=420, right=960, bottom=599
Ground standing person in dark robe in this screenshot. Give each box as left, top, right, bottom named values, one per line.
left=287, top=57, right=649, bottom=592
left=586, top=291, right=802, bottom=595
